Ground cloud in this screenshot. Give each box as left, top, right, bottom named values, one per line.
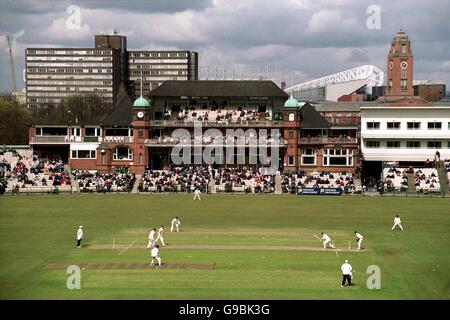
left=346, top=49, right=370, bottom=63
left=0, top=0, right=449, bottom=91
left=307, top=9, right=357, bottom=33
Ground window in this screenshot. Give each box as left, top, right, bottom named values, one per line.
left=427, top=141, right=441, bottom=149
left=301, top=148, right=316, bottom=165
left=401, top=79, right=407, bottom=90
left=85, top=127, right=101, bottom=136
left=448, top=122, right=450, bottom=130
left=113, top=147, right=133, bottom=161
left=428, top=122, right=442, bottom=130
left=407, top=122, right=421, bottom=130
left=287, top=156, right=295, bottom=166
left=406, top=141, right=421, bottom=149
left=386, top=141, right=401, bottom=148
left=71, top=150, right=96, bottom=159
left=367, top=122, right=380, bottom=129
left=365, top=141, right=380, bottom=148
left=323, top=149, right=353, bottom=166
left=387, top=122, right=401, bottom=130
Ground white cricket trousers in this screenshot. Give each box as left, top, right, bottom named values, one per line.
left=157, top=236, right=166, bottom=246
left=357, top=238, right=363, bottom=249
left=323, top=240, right=335, bottom=249
left=171, top=224, right=179, bottom=232
left=151, top=256, right=161, bottom=266
left=193, top=194, right=201, bottom=200
left=147, top=239, right=155, bottom=249
left=392, top=222, right=403, bottom=231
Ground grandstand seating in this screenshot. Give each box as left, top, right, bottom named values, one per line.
left=382, top=168, right=409, bottom=192
left=0, top=149, right=72, bottom=194
left=382, top=167, right=441, bottom=193
left=138, top=166, right=210, bottom=193
left=213, top=167, right=275, bottom=194
left=74, top=170, right=136, bottom=193
left=282, top=171, right=354, bottom=193
left=166, top=105, right=271, bottom=123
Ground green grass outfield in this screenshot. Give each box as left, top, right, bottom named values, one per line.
left=0, top=194, right=449, bottom=300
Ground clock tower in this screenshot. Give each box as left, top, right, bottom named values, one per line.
left=385, top=29, right=414, bottom=96
left=131, top=93, right=151, bottom=174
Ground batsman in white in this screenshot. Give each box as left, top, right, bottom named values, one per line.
left=147, top=228, right=156, bottom=249
left=354, top=231, right=364, bottom=250
left=76, top=226, right=84, bottom=248
left=392, top=214, right=404, bottom=231
left=156, top=225, right=166, bottom=246
left=171, top=217, right=181, bottom=232
left=321, top=232, right=335, bottom=249
left=150, top=245, right=162, bottom=266
left=193, top=188, right=201, bottom=200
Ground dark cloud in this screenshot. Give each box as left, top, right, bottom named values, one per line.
left=0, top=0, right=449, bottom=91
left=346, top=49, right=370, bottom=63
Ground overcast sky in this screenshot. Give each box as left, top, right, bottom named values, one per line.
left=0, top=0, right=449, bottom=92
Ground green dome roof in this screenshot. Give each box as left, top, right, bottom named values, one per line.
left=133, top=96, right=150, bottom=108
left=284, top=96, right=299, bottom=108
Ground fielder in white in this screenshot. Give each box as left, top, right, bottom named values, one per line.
left=392, top=215, right=404, bottom=231
left=156, top=225, right=166, bottom=246
left=321, top=232, right=335, bottom=249
left=76, top=226, right=84, bottom=248
left=193, top=188, right=201, bottom=200
left=171, top=217, right=181, bottom=232
left=147, top=228, right=156, bottom=249
left=341, top=259, right=353, bottom=287
left=150, top=245, right=162, bottom=266
left=354, top=231, right=364, bottom=250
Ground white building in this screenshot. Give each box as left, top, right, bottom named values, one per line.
left=361, top=103, right=450, bottom=163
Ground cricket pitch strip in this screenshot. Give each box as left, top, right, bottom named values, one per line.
left=88, top=243, right=368, bottom=252
left=47, top=262, right=216, bottom=270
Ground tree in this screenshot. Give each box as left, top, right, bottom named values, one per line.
left=31, top=94, right=113, bottom=125
left=0, top=97, right=32, bottom=145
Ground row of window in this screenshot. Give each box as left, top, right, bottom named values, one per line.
left=367, top=121, right=448, bottom=130
left=27, top=62, right=113, bottom=68
left=27, top=68, right=112, bottom=74
left=71, top=150, right=96, bottom=159
left=129, top=59, right=189, bottom=64
left=287, top=148, right=353, bottom=167
left=28, top=86, right=112, bottom=92
left=27, top=80, right=112, bottom=86
left=27, top=92, right=113, bottom=97
left=27, top=56, right=112, bottom=62
left=27, top=50, right=112, bottom=55
left=365, top=140, right=450, bottom=149
left=27, top=74, right=113, bottom=80
left=129, top=52, right=189, bottom=58
left=129, top=64, right=189, bottom=70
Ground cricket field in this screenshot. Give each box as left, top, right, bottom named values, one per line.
left=0, top=194, right=449, bottom=299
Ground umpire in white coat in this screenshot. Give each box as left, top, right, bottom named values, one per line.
left=76, top=226, right=84, bottom=248
left=341, top=260, right=353, bottom=287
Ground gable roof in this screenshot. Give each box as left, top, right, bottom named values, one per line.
left=101, top=93, right=133, bottom=127
left=300, top=103, right=330, bottom=128
left=149, top=80, right=289, bottom=98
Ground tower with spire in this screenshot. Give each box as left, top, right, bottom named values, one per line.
left=131, top=72, right=151, bottom=174
left=385, top=28, right=414, bottom=97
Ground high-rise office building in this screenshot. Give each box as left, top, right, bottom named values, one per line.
left=25, top=34, right=198, bottom=108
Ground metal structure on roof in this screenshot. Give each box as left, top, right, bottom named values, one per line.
left=285, top=65, right=384, bottom=94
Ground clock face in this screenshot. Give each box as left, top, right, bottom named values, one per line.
left=288, top=113, right=295, bottom=121
left=389, top=61, right=393, bottom=69
left=137, top=111, right=144, bottom=119
left=400, top=61, right=408, bottom=69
